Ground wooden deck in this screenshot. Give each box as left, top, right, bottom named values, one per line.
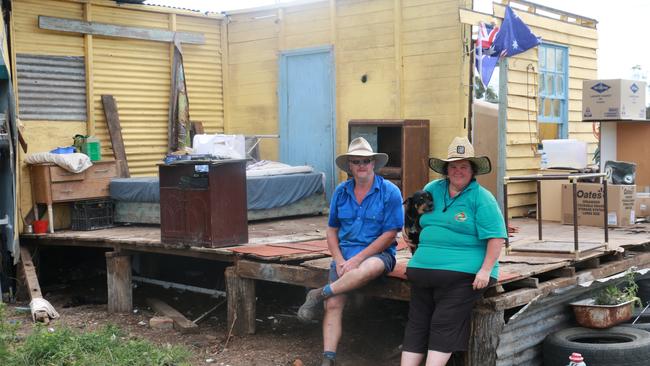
left=19, top=216, right=650, bottom=335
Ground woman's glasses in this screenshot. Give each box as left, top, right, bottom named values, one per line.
left=349, top=158, right=373, bottom=166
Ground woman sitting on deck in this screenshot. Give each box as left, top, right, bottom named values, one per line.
left=401, top=136, right=507, bottom=366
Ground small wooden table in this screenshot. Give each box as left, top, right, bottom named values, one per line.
left=30, top=161, right=118, bottom=233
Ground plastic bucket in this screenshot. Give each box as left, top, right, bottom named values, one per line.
left=33, top=220, right=48, bottom=234
left=81, top=136, right=101, bottom=161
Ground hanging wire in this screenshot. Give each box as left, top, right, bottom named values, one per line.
left=525, top=63, right=539, bottom=155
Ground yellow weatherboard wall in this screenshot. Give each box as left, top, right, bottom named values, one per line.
left=492, top=3, right=598, bottom=217
left=12, top=0, right=224, bottom=216
left=225, top=0, right=472, bottom=181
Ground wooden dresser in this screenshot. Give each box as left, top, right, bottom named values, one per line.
left=30, top=161, right=118, bottom=233
left=159, top=160, right=248, bottom=248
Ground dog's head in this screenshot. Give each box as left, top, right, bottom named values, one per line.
left=411, top=190, right=433, bottom=215
left=404, top=190, right=434, bottom=219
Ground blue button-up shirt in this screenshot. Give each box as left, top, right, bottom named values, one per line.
left=328, top=175, right=404, bottom=260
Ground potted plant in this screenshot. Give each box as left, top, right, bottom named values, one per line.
left=570, top=270, right=642, bottom=329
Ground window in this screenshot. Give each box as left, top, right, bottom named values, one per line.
left=538, top=44, right=568, bottom=139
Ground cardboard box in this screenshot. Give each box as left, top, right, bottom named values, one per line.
left=635, top=193, right=650, bottom=219
left=538, top=169, right=578, bottom=221
left=561, top=183, right=636, bottom=227
left=582, top=79, right=646, bottom=121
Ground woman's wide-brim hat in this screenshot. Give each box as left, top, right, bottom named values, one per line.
left=428, top=136, right=491, bottom=176
left=335, top=137, right=389, bottom=175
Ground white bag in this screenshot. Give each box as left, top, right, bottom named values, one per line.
left=192, top=134, right=246, bottom=159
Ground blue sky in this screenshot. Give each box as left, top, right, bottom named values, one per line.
left=147, top=0, right=649, bottom=83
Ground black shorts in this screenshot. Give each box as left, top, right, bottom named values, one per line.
left=402, top=268, right=495, bottom=354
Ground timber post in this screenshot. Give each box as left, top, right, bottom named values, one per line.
left=106, top=251, right=132, bottom=313
left=465, top=305, right=505, bottom=366
left=225, top=266, right=256, bottom=335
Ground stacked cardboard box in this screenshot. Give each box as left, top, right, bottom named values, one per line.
left=582, top=79, right=646, bottom=121
left=561, top=183, right=636, bottom=227
left=636, top=193, right=650, bottom=220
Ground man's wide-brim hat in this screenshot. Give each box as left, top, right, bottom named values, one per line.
left=428, top=136, right=491, bottom=176
left=335, top=137, right=388, bottom=175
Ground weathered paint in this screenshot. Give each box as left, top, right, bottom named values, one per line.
left=225, top=0, right=472, bottom=184
left=17, top=121, right=87, bottom=213
left=12, top=0, right=223, bottom=216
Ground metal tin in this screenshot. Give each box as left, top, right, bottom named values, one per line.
left=24, top=224, right=33, bottom=234
left=570, top=298, right=635, bottom=328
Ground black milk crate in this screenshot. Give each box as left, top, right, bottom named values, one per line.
left=71, top=198, right=115, bottom=231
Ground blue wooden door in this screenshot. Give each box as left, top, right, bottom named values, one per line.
left=279, top=47, right=335, bottom=198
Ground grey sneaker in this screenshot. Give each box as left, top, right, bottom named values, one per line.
left=297, top=288, right=324, bottom=322
left=321, top=358, right=335, bottom=366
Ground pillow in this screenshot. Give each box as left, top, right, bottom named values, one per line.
left=25, top=152, right=93, bottom=173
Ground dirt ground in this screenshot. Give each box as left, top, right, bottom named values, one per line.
left=6, top=280, right=409, bottom=366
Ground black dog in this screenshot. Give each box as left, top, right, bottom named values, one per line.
left=403, top=190, right=433, bottom=253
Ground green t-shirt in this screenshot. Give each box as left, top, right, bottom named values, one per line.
left=407, top=178, right=507, bottom=279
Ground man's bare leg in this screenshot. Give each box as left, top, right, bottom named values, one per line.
left=322, top=294, right=347, bottom=353
left=329, top=257, right=385, bottom=294
left=298, top=256, right=388, bottom=322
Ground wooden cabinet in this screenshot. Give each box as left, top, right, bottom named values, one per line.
left=30, top=161, right=118, bottom=233
left=349, top=119, right=429, bottom=198
left=159, top=160, right=248, bottom=248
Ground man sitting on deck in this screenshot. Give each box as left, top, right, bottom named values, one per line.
left=297, top=137, right=404, bottom=366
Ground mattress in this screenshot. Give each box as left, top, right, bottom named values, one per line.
left=110, top=172, right=325, bottom=210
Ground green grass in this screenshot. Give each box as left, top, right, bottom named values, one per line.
left=0, top=303, right=192, bottom=366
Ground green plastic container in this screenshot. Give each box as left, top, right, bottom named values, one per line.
left=81, top=136, right=101, bottom=161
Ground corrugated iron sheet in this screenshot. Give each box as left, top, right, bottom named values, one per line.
left=91, top=5, right=170, bottom=176
left=16, top=54, right=87, bottom=121
left=176, top=15, right=224, bottom=134
left=495, top=281, right=619, bottom=366
left=92, top=37, right=170, bottom=176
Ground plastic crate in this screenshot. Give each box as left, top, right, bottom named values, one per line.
left=71, top=199, right=114, bottom=231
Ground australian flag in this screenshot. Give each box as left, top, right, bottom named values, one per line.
left=492, top=6, right=541, bottom=57
left=475, top=6, right=541, bottom=87
left=475, top=22, right=500, bottom=87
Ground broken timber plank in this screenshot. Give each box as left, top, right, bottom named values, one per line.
left=19, top=246, right=49, bottom=323
left=39, top=16, right=205, bottom=44
left=147, top=298, right=198, bottom=334
left=576, top=257, right=600, bottom=269
left=236, top=260, right=411, bottom=301
left=544, top=267, right=576, bottom=278
left=504, top=277, right=539, bottom=289
left=106, top=251, right=132, bottom=313
left=484, top=251, right=650, bottom=310
left=225, top=267, right=255, bottom=336
left=101, top=95, right=129, bottom=178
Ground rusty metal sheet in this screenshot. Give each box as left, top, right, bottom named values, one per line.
left=269, top=239, right=328, bottom=252
left=229, top=244, right=312, bottom=257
